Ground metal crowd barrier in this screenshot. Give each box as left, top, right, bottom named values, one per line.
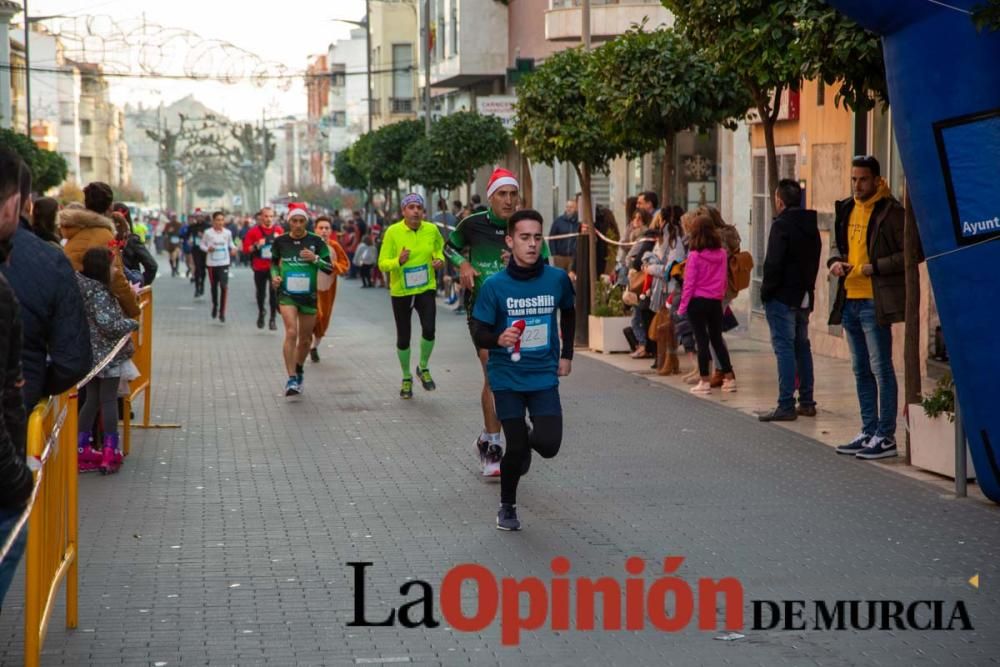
left=123, top=286, right=179, bottom=456
left=22, top=390, right=80, bottom=667
left=2, top=287, right=177, bottom=666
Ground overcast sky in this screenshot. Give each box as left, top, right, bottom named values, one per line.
left=26, top=0, right=367, bottom=120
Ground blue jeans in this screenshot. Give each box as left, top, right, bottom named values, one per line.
left=631, top=307, right=648, bottom=346
left=0, top=508, right=28, bottom=608
left=765, top=300, right=815, bottom=411
left=841, top=299, right=898, bottom=438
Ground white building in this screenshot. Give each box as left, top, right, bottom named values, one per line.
left=327, top=26, right=367, bottom=162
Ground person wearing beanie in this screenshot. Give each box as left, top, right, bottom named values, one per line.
left=377, top=193, right=445, bottom=399
left=444, top=168, right=550, bottom=477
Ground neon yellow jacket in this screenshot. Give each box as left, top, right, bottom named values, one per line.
left=377, top=220, right=445, bottom=297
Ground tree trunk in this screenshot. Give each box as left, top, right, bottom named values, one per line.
left=661, top=133, right=675, bottom=207
left=581, top=164, right=597, bottom=313
left=755, top=86, right=781, bottom=200
left=573, top=163, right=591, bottom=346
left=903, top=185, right=923, bottom=464
left=520, top=154, right=533, bottom=209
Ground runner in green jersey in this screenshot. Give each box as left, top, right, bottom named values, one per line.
left=444, top=168, right=549, bottom=476
left=378, top=193, right=445, bottom=399
left=270, top=204, right=333, bottom=396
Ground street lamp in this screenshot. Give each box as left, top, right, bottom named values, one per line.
left=21, top=4, right=73, bottom=137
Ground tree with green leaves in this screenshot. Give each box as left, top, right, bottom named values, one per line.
left=351, top=120, right=425, bottom=213
left=662, top=0, right=887, bottom=196
left=402, top=111, right=509, bottom=201
left=591, top=24, right=751, bottom=205
left=333, top=147, right=368, bottom=206
left=514, top=46, right=625, bottom=311
left=0, top=128, right=68, bottom=193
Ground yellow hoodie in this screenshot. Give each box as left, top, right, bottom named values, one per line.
left=844, top=178, right=891, bottom=299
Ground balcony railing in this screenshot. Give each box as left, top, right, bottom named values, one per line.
left=390, top=97, right=414, bottom=114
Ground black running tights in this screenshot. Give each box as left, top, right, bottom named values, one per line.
left=500, top=415, right=562, bottom=505
left=390, top=290, right=436, bottom=350
left=253, top=269, right=278, bottom=317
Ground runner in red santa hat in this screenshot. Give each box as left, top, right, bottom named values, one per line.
left=444, top=167, right=550, bottom=477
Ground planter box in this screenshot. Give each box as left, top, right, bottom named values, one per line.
left=908, top=406, right=975, bottom=479
left=588, top=315, right=632, bottom=354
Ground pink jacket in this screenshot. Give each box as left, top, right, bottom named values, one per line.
left=678, top=248, right=728, bottom=315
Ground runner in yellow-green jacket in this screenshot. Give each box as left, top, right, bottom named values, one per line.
left=377, top=193, right=445, bottom=398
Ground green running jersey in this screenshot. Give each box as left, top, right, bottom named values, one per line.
left=269, top=232, right=333, bottom=308
left=445, top=208, right=549, bottom=299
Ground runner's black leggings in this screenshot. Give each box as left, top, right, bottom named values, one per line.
left=500, top=415, right=562, bottom=505
left=253, top=269, right=278, bottom=317
left=390, top=290, right=436, bottom=350
left=208, top=266, right=229, bottom=311
left=192, top=248, right=207, bottom=292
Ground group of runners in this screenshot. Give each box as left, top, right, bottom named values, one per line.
left=183, top=168, right=573, bottom=531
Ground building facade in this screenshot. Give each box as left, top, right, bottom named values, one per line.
left=370, top=0, right=418, bottom=129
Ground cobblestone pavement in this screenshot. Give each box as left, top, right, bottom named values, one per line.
left=1, top=265, right=998, bottom=666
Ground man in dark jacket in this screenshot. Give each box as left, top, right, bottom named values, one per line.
left=0, top=149, right=34, bottom=611
left=113, top=202, right=158, bottom=285
left=549, top=200, right=579, bottom=273
left=0, top=159, right=93, bottom=412
left=828, top=156, right=907, bottom=460
left=758, top=179, right=821, bottom=422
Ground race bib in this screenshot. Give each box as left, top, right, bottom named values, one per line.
left=211, top=246, right=229, bottom=263
left=510, top=316, right=550, bottom=351
left=285, top=272, right=311, bottom=294
left=403, top=265, right=429, bottom=289
left=169, top=235, right=180, bottom=244
left=260, top=244, right=272, bottom=260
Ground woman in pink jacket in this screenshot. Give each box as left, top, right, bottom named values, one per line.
left=677, top=216, right=737, bottom=394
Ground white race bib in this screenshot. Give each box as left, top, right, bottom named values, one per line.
left=403, top=265, right=429, bottom=289
left=169, top=235, right=180, bottom=244
left=285, top=272, right=310, bottom=294
left=512, top=316, right=549, bottom=351
left=211, top=246, right=229, bottom=263
left=260, top=244, right=272, bottom=260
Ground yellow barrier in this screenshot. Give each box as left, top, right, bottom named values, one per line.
left=122, top=286, right=179, bottom=455
left=23, top=390, right=79, bottom=667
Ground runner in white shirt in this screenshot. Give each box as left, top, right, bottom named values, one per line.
left=199, top=211, right=237, bottom=322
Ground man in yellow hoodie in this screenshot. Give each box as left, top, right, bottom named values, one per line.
left=828, top=156, right=909, bottom=461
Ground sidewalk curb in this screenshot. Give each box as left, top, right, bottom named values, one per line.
left=578, top=347, right=993, bottom=508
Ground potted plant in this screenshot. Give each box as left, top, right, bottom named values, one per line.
left=588, top=278, right=632, bottom=353
left=909, top=374, right=975, bottom=479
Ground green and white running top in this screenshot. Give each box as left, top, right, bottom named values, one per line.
left=269, top=232, right=333, bottom=308
left=377, top=220, right=445, bottom=297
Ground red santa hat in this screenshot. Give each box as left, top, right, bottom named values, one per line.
left=287, top=202, right=308, bottom=220
left=486, top=168, right=519, bottom=199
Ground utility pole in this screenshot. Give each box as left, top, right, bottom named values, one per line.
left=574, top=0, right=594, bottom=344
left=423, top=0, right=431, bottom=137
left=365, top=0, right=373, bottom=224
left=157, top=104, right=164, bottom=209
left=260, top=109, right=266, bottom=209
left=24, top=0, right=30, bottom=136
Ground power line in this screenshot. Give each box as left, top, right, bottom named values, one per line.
left=0, top=62, right=416, bottom=82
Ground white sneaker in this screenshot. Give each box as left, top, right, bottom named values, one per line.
left=690, top=381, right=712, bottom=394
left=482, top=443, right=503, bottom=477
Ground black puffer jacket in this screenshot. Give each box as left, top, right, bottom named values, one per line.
left=122, top=234, right=158, bottom=285
left=0, top=219, right=93, bottom=411
left=0, top=241, right=33, bottom=510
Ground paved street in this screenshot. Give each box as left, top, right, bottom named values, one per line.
left=1, top=265, right=999, bottom=666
